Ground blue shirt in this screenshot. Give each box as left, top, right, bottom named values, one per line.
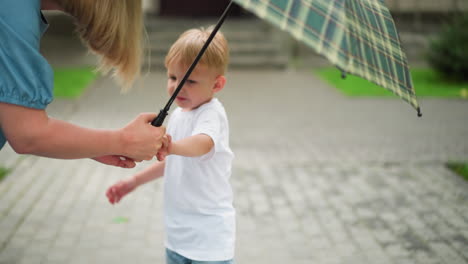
left=0, top=0, right=53, bottom=149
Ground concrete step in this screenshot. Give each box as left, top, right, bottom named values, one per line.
left=144, top=17, right=272, bottom=32
left=143, top=17, right=289, bottom=71
left=145, top=54, right=288, bottom=71
left=147, top=42, right=283, bottom=56
left=147, top=30, right=276, bottom=44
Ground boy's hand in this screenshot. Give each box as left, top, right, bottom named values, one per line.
left=106, top=177, right=137, bottom=204
left=157, top=134, right=172, bottom=161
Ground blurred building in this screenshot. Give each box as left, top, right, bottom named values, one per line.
left=42, top=1, right=468, bottom=70
left=144, top=0, right=468, bottom=15
left=385, top=0, right=468, bottom=12
left=143, top=0, right=244, bottom=17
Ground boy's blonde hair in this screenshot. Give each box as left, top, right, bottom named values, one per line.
left=165, top=27, right=229, bottom=75
left=59, top=0, right=143, bottom=90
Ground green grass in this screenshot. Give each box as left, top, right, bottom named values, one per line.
left=53, top=67, right=98, bottom=99
left=446, top=162, right=468, bottom=181
left=315, top=68, right=468, bottom=98
left=113, top=216, right=130, bottom=224
left=0, top=167, right=9, bottom=181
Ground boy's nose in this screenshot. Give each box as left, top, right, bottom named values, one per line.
left=177, top=83, right=187, bottom=91
left=172, top=81, right=182, bottom=90
left=172, top=84, right=185, bottom=94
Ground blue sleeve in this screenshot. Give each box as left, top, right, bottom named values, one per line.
left=0, top=0, right=53, bottom=110
left=0, top=132, right=6, bottom=150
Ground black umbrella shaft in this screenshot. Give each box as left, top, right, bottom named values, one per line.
left=151, top=1, right=234, bottom=127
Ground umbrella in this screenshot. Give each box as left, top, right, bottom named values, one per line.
left=152, top=0, right=421, bottom=127
left=232, top=0, right=421, bottom=116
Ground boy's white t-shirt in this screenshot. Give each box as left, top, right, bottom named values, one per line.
left=163, top=98, right=235, bottom=261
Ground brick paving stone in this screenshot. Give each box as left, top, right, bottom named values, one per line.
left=429, top=242, right=466, bottom=264
left=17, top=256, right=42, bottom=264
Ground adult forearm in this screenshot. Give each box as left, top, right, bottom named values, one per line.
left=19, top=118, right=122, bottom=159
left=1, top=103, right=164, bottom=161
left=0, top=103, right=120, bottom=158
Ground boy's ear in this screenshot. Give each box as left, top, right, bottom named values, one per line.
left=213, top=75, right=226, bottom=93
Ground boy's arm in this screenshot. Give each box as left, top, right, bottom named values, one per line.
left=169, top=134, right=214, bottom=157
left=106, top=161, right=165, bottom=204
left=133, top=160, right=166, bottom=187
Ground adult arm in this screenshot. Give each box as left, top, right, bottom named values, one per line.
left=0, top=102, right=165, bottom=161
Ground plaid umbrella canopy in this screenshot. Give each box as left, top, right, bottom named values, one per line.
left=151, top=0, right=422, bottom=127
left=231, top=0, right=422, bottom=116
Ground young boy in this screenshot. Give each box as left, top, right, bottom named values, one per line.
left=106, top=27, right=235, bottom=264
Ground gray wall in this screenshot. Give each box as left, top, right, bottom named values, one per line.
left=385, top=0, right=468, bottom=12
left=145, top=0, right=468, bottom=14
left=143, top=0, right=158, bottom=13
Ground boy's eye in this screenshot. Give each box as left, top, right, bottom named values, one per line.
left=169, top=76, right=176, bottom=81
left=187, top=79, right=197, bottom=84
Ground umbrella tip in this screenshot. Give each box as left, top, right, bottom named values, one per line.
left=336, top=66, right=346, bottom=79
left=417, top=107, right=422, bottom=117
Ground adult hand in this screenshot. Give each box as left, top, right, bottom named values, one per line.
left=120, top=113, right=166, bottom=161
left=92, top=155, right=136, bottom=168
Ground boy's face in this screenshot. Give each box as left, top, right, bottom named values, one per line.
left=166, top=60, right=225, bottom=111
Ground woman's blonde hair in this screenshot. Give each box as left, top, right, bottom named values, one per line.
left=59, top=0, right=143, bottom=90
left=165, top=27, right=229, bottom=75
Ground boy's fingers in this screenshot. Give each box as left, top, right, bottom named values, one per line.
left=106, top=188, right=114, bottom=200
left=106, top=189, right=114, bottom=204
left=106, top=193, right=113, bottom=204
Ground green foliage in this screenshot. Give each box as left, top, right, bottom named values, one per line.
left=446, top=162, right=468, bottom=181
left=0, top=167, right=9, bottom=181
left=53, top=67, right=98, bottom=99
left=426, top=14, right=468, bottom=83
left=315, top=67, right=468, bottom=97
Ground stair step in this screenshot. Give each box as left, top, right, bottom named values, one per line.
left=147, top=42, right=283, bottom=56
left=144, top=17, right=271, bottom=31
left=147, top=30, right=276, bottom=44
left=145, top=55, right=288, bottom=71
left=143, top=17, right=289, bottom=70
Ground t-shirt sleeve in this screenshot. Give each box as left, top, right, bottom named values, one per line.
left=191, top=109, right=222, bottom=161
left=0, top=5, right=53, bottom=110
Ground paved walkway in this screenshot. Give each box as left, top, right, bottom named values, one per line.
left=1, top=69, right=467, bottom=264
left=1, top=15, right=468, bottom=263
